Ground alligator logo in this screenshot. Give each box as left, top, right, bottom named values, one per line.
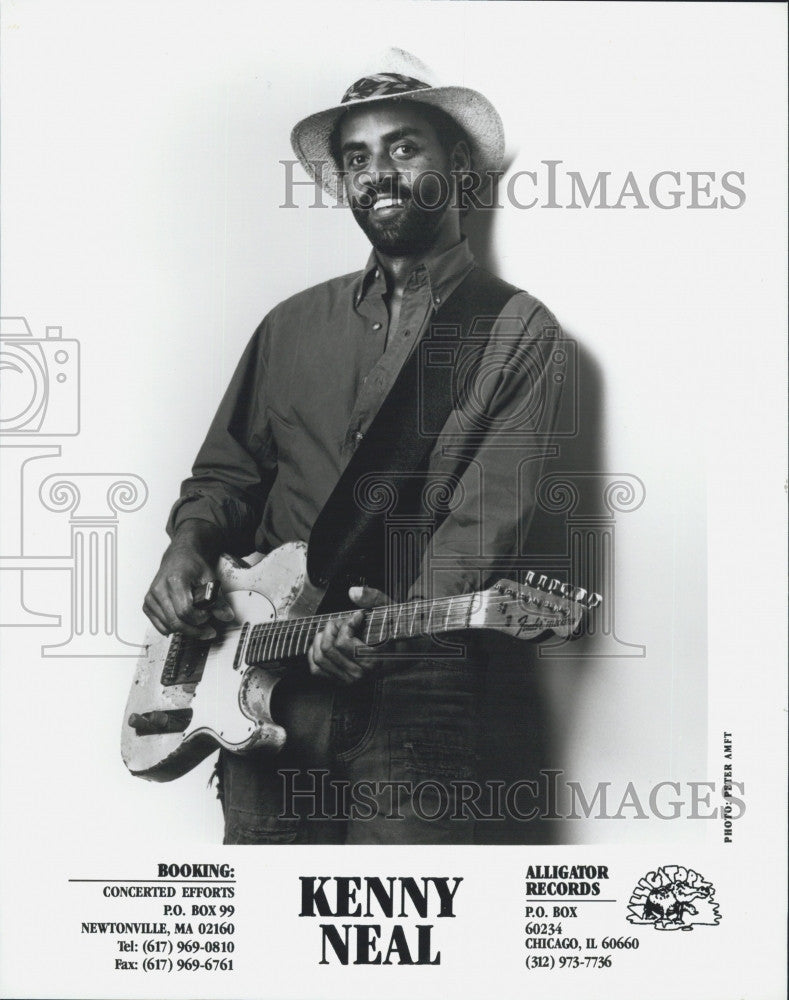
left=627, top=865, right=721, bottom=931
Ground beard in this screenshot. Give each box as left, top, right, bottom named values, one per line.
left=349, top=179, right=451, bottom=255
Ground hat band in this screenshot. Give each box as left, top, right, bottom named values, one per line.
left=341, top=72, right=431, bottom=103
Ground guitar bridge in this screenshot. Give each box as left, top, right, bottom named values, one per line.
left=160, top=633, right=211, bottom=687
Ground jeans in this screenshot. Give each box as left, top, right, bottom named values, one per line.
left=217, top=642, right=484, bottom=844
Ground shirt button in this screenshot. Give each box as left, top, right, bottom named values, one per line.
left=372, top=322, right=382, bottom=331
left=375, top=268, right=380, bottom=278
left=353, top=430, right=365, bottom=444
left=434, top=295, right=441, bottom=305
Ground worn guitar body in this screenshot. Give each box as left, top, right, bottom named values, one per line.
left=123, top=540, right=598, bottom=783
left=122, top=542, right=322, bottom=781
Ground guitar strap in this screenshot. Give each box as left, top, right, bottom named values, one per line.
left=307, top=265, right=520, bottom=611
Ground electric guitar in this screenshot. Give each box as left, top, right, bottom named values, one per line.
left=122, top=541, right=600, bottom=782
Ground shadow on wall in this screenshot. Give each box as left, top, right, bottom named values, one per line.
left=464, top=177, right=607, bottom=845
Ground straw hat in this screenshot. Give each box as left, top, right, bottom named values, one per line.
left=290, top=48, right=505, bottom=201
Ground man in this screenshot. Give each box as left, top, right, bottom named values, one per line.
left=143, top=49, right=562, bottom=844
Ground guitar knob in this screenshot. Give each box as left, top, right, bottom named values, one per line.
left=128, top=712, right=171, bottom=734
left=128, top=709, right=191, bottom=735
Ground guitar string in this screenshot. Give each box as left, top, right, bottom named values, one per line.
left=172, top=595, right=571, bottom=659
left=243, top=595, right=479, bottom=657
left=246, top=595, right=569, bottom=663
left=173, top=612, right=568, bottom=658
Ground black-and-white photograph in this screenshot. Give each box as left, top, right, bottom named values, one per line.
left=1, top=2, right=786, bottom=997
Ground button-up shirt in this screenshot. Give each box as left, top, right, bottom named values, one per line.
left=168, top=239, right=563, bottom=599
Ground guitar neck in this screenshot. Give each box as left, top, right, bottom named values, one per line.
left=244, top=593, right=479, bottom=666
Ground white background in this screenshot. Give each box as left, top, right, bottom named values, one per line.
left=1, top=2, right=786, bottom=998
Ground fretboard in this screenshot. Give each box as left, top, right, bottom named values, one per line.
left=243, top=593, right=478, bottom=667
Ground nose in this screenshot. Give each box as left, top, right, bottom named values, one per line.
left=366, top=146, right=399, bottom=186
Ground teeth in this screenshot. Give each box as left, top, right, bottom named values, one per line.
left=373, top=197, right=403, bottom=211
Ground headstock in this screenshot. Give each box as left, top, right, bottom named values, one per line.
left=479, top=577, right=602, bottom=642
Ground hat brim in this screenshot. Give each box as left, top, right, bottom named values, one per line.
left=290, top=86, right=505, bottom=202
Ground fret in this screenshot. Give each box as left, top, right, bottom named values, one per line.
left=285, top=620, right=295, bottom=659
left=262, top=621, right=276, bottom=662
left=242, top=583, right=530, bottom=668
left=293, top=619, right=303, bottom=657
left=297, top=618, right=311, bottom=658
left=393, top=601, right=402, bottom=639
left=363, top=609, right=376, bottom=646
left=273, top=623, right=285, bottom=661
left=409, top=600, right=419, bottom=639
left=248, top=624, right=262, bottom=662
left=276, top=622, right=286, bottom=660
left=281, top=621, right=293, bottom=659
left=262, top=624, right=270, bottom=659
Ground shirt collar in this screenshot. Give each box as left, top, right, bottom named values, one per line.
left=354, top=237, right=475, bottom=309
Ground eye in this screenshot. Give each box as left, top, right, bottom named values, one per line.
left=345, top=153, right=368, bottom=169
left=392, top=142, right=417, bottom=159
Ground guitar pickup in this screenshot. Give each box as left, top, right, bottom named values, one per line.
left=127, top=709, right=193, bottom=735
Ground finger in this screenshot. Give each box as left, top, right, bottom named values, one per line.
left=308, top=644, right=355, bottom=684
left=319, top=621, right=363, bottom=676
left=334, top=615, right=364, bottom=653
left=350, top=643, right=380, bottom=672
left=348, top=585, right=390, bottom=608
left=155, top=591, right=215, bottom=638
left=312, top=623, right=363, bottom=682
left=308, top=623, right=340, bottom=675
left=196, top=579, right=235, bottom=623
left=143, top=591, right=174, bottom=635
left=166, top=577, right=211, bottom=628
left=143, top=598, right=170, bottom=637
left=334, top=616, right=381, bottom=673
left=145, top=594, right=215, bottom=639
left=321, top=642, right=364, bottom=679
left=211, top=595, right=236, bottom=623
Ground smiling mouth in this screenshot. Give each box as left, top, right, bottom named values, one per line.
left=372, top=196, right=406, bottom=212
